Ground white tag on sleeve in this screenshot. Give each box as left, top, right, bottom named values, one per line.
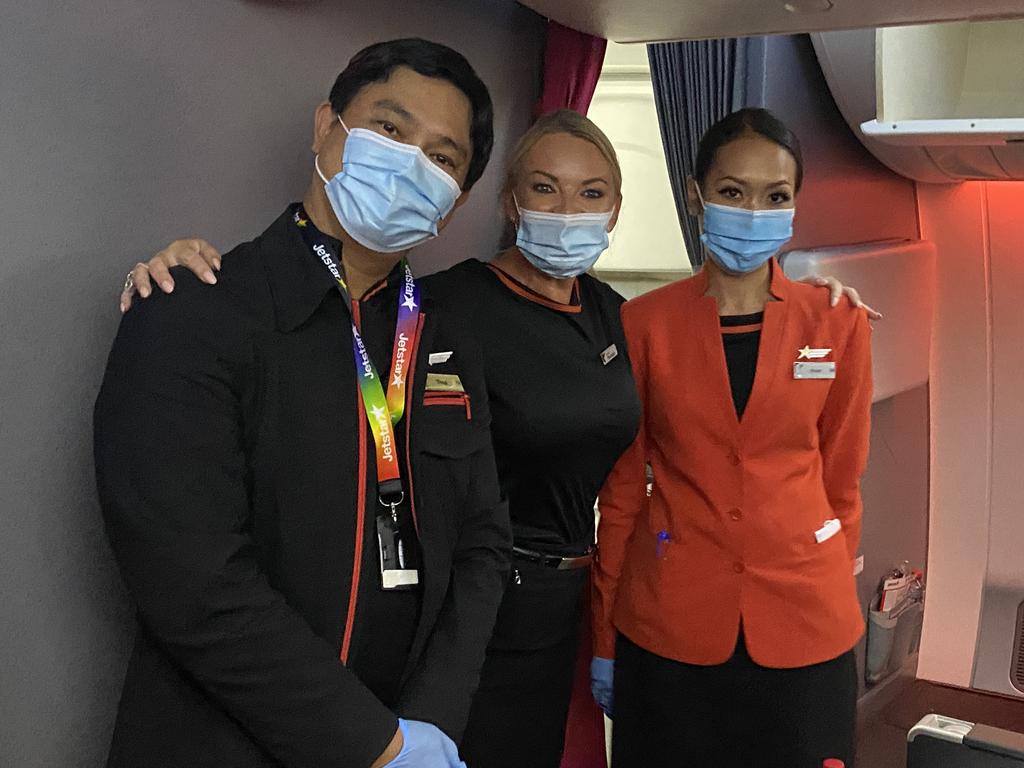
left=814, top=518, right=842, bottom=544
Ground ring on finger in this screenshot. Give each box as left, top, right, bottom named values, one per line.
left=122, top=262, right=149, bottom=294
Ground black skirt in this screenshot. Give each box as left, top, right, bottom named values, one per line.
left=612, top=632, right=858, bottom=768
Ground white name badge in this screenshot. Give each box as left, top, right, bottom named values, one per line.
left=794, top=362, right=836, bottom=380
left=429, top=351, right=453, bottom=365
left=600, top=344, right=618, bottom=366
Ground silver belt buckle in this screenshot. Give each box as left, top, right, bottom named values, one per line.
left=557, top=552, right=594, bottom=570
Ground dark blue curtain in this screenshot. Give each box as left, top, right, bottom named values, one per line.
left=648, top=39, right=757, bottom=267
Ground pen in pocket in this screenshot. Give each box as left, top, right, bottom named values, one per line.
left=656, top=530, right=671, bottom=559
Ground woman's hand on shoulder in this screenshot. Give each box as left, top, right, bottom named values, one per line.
left=120, top=239, right=222, bottom=313
left=801, top=275, right=883, bottom=321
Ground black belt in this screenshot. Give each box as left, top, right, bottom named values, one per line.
left=512, top=545, right=595, bottom=570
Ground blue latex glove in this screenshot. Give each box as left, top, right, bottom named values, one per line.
left=384, top=719, right=466, bottom=768
left=590, top=656, right=615, bottom=717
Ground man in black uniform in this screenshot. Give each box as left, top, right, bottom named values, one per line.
left=94, top=39, right=510, bottom=768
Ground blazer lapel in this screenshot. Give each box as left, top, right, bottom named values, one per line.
left=739, top=260, right=792, bottom=432
left=686, top=269, right=742, bottom=433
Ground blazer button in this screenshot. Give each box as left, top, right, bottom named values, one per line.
left=729, top=508, right=743, bottom=521
left=733, top=561, right=745, bottom=574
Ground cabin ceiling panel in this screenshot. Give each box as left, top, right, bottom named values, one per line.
left=519, top=0, right=1024, bottom=43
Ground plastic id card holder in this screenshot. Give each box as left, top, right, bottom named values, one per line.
left=376, top=515, right=420, bottom=590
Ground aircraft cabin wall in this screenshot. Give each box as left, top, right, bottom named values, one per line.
left=0, top=2, right=544, bottom=766
left=919, top=179, right=1024, bottom=698
left=765, top=29, right=1024, bottom=703
left=746, top=34, right=930, bottom=696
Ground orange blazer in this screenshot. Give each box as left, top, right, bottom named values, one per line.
left=593, top=260, right=872, bottom=669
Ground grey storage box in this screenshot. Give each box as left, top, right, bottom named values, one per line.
left=866, top=600, right=924, bottom=683
left=908, top=714, right=1024, bottom=766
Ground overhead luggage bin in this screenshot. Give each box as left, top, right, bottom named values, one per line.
left=861, top=119, right=1024, bottom=149
left=814, top=19, right=1024, bottom=182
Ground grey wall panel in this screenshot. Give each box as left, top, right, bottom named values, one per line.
left=753, top=34, right=920, bottom=250
left=856, top=387, right=932, bottom=695
left=0, top=2, right=543, bottom=765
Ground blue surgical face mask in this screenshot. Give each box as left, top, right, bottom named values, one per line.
left=316, top=117, right=461, bottom=253
left=696, top=185, right=795, bottom=273
left=514, top=197, right=614, bottom=279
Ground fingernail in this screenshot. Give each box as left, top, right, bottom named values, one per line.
left=213, top=259, right=221, bottom=270
left=203, top=271, right=217, bottom=284
left=161, top=281, right=174, bottom=293
left=119, top=301, right=127, bottom=313
left=140, top=286, right=151, bottom=298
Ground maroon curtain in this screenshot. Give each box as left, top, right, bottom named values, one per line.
left=534, top=20, right=608, bottom=117
left=560, top=593, right=608, bottom=768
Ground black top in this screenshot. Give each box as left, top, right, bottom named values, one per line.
left=94, top=206, right=509, bottom=768
left=720, top=312, right=764, bottom=419
left=426, top=259, right=641, bottom=553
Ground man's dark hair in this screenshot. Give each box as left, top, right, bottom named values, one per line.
left=330, top=38, right=494, bottom=191
left=695, top=108, right=805, bottom=192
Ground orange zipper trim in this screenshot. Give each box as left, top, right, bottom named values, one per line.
left=340, top=299, right=366, bottom=665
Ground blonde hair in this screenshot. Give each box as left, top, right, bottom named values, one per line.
left=503, top=109, right=623, bottom=201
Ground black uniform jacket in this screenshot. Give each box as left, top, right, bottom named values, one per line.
left=93, top=207, right=511, bottom=768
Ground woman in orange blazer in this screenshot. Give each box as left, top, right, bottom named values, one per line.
left=591, top=108, right=872, bottom=768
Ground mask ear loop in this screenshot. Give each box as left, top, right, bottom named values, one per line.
left=511, top=192, right=524, bottom=227
left=693, top=179, right=707, bottom=211
left=692, top=180, right=712, bottom=263
left=314, top=116, right=352, bottom=184
left=606, top=197, right=621, bottom=232
left=314, top=155, right=329, bottom=185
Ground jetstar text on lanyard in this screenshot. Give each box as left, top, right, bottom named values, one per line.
left=295, top=208, right=420, bottom=502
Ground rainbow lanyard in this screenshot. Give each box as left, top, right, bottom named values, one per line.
left=294, top=207, right=420, bottom=506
